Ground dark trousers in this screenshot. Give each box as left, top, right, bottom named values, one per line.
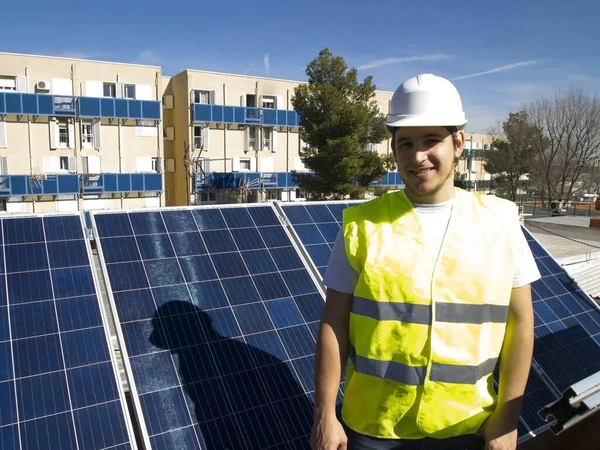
left=345, top=425, right=485, bottom=450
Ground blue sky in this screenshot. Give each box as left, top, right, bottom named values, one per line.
left=3, top=0, right=600, bottom=132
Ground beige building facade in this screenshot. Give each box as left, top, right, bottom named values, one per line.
left=0, top=52, right=164, bottom=214
left=163, top=69, right=397, bottom=206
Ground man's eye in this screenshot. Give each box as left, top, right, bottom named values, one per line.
left=397, top=142, right=412, bottom=149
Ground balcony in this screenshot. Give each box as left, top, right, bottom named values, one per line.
left=0, top=173, right=162, bottom=197
left=0, top=174, right=80, bottom=196
left=0, top=92, right=77, bottom=117
left=81, top=173, right=162, bottom=194
left=194, top=171, right=403, bottom=191
left=78, top=97, right=161, bottom=120
left=192, top=104, right=301, bottom=127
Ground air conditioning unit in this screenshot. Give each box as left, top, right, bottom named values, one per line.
left=163, top=95, right=174, bottom=109
left=36, top=81, right=51, bottom=91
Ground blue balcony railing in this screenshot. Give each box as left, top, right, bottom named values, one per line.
left=192, top=104, right=300, bottom=127
left=195, top=171, right=403, bottom=191
left=0, top=173, right=162, bottom=197
left=78, top=97, right=161, bottom=120
left=0, top=92, right=77, bottom=117
left=81, top=173, right=162, bottom=193
left=0, top=92, right=160, bottom=120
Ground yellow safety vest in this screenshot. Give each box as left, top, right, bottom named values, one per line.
left=342, top=188, right=517, bottom=440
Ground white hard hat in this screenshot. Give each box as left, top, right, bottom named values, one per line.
left=385, top=73, right=467, bottom=132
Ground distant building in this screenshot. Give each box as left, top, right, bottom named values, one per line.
left=163, top=70, right=398, bottom=205
left=0, top=52, right=164, bottom=214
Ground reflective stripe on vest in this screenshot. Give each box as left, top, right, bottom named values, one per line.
left=348, top=345, right=498, bottom=385
left=352, top=296, right=509, bottom=324
left=341, top=188, right=517, bottom=440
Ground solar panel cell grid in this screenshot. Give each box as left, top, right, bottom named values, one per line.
left=280, top=202, right=361, bottom=277
left=93, top=205, right=325, bottom=450
left=0, top=214, right=134, bottom=450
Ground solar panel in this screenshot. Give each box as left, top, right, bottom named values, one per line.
left=91, top=205, right=328, bottom=450
left=278, top=201, right=600, bottom=443
left=0, top=213, right=136, bottom=450
left=517, top=227, right=600, bottom=440
left=279, top=201, right=362, bottom=278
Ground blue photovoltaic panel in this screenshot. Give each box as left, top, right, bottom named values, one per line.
left=0, top=214, right=134, bottom=450
left=280, top=201, right=363, bottom=278
left=92, top=205, right=329, bottom=450
left=279, top=202, right=600, bottom=443
left=516, top=227, right=600, bottom=440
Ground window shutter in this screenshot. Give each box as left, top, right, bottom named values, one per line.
left=276, top=95, right=284, bottom=110
left=93, top=120, right=102, bottom=149
left=85, top=81, right=104, bottom=97
left=49, top=120, right=59, bottom=149
left=136, top=156, right=152, bottom=172
left=232, top=157, right=240, bottom=172
left=209, top=91, right=216, bottom=105
left=244, top=127, right=250, bottom=151
left=0, top=157, right=8, bottom=175
left=250, top=158, right=257, bottom=172
left=271, top=128, right=277, bottom=153
left=155, top=157, right=162, bottom=173
left=240, top=93, right=246, bottom=107
left=16, top=76, right=28, bottom=93
left=51, top=78, right=73, bottom=96
left=43, top=155, right=59, bottom=173
left=87, top=155, right=101, bottom=173
left=0, top=119, right=7, bottom=148
left=202, top=126, right=210, bottom=150
left=67, top=120, right=75, bottom=149
left=261, top=157, right=274, bottom=173
left=135, top=84, right=153, bottom=100
left=68, top=156, right=77, bottom=173
left=165, top=159, right=175, bottom=173
left=115, top=82, right=123, bottom=99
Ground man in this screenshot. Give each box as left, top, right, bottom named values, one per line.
left=311, top=74, right=540, bottom=450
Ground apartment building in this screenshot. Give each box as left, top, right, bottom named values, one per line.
left=163, top=69, right=397, bottom=205
left=0, top=52, right=164, bottom=214
left=457, top=132, right=495, bottom=192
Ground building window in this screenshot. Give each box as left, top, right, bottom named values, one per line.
left=265, top=190, right=281, bottom=200
left=59, top=156, right=71, bottom=171
left=0, top=76, right=16, bottom=91
left=194, top=126, right=204, bottom=149
left=123, top=84, right=135, bottom=99
left=58, top=122, right=69, bottom=148
left=194, top=90, right=211, bottom=104
left=103, top=83, right=116, bottom=98
left=151, top=157, right=161, bottom=173
left=262, top=96, right=275, bottom=109
left=81, top=122, right=93, bottom=148
left=262, top=128, right=272, bottom=151
left=247, top=127, right=257, bottom=151
left=239, top=158, right=251, bottom=171
left=199, top=192, right=216, bottom=203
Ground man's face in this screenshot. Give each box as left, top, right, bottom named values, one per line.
left=392, top=126, right=464, bottom=203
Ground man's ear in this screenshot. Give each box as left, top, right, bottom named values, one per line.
left=453, top=130, right=465, bottom=158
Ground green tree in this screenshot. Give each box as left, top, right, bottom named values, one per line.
left=483, top=111, right=539, bottom=201
left=291, top=48, right=389, bottom=200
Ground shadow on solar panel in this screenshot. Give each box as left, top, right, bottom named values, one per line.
left=91, top=205, right=330, bottom=450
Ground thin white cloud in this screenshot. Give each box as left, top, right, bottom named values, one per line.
left=357, top=54, right=454, bottom=70
left=451, top=60, right=543, bottom=81
left=135, top=50, right=161, bottom=66
left=264, top=54, right=271, bottom=76
left=54, top=51, right=109, bottom=60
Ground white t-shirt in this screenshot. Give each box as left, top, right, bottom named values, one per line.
left=323, top=198, right=541, bottom=294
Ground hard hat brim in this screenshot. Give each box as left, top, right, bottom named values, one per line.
left=385, top=114, right=468, bottom=131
